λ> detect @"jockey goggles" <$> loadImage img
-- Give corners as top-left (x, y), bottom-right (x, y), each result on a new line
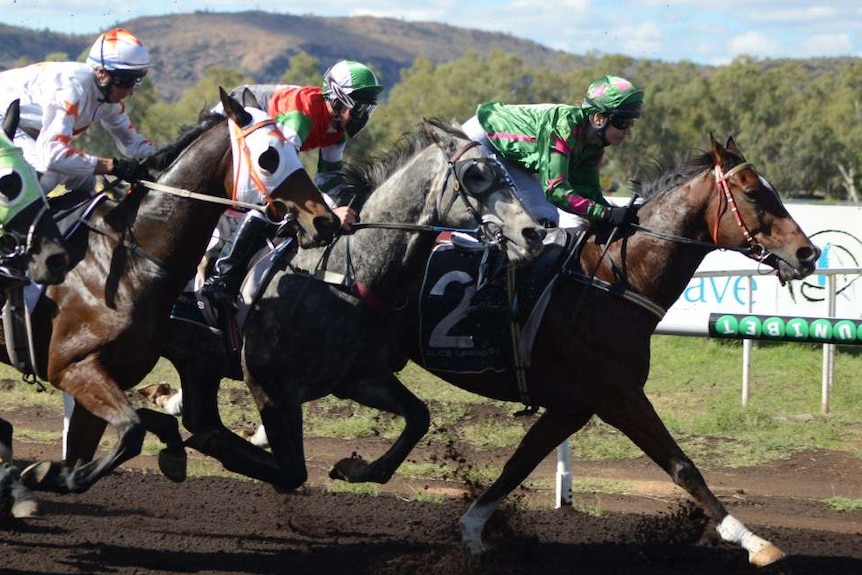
top-left (109, 68), bottom-right (147, 89)
top-left (608, 114), bottom-right (635, 130)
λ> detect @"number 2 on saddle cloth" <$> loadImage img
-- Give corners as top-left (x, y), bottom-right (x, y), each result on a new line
top-left (417, 230), bottom-right (571, 376)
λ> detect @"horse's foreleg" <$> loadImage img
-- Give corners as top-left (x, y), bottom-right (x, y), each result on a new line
top-left (135, 408), bottom-right (187, 482)
top-left (461, 408), bottom-right (592, 555)
top-left (600, 387), bottom-right (785, 567)
top-left (24, 359), bottom-right (145, 494)
top-left (252, 383), bottom-right (307, 492)
top-left (329, 373), bottom-right (429, 484)
top-left (178, 367), bottom-right (282, 485)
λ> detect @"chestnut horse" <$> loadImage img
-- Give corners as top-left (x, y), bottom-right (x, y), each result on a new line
top-left (10, 87), bottom-right (338, 496)
top-left (93, 134), bottom-right (818, 567)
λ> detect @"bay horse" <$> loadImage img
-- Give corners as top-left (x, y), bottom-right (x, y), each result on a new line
top-left (153, 120), bottom-right (547, 491)
top-left (0, 99), bottom-right (72, 518)
top-left (159, 134), bottom-right (816, 567)
top-left (10, 87), bottom-right (339, 496)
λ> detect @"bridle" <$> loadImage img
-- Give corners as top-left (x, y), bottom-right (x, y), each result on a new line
top-left (351, 138), bottom-right (526, 252)
top-left (632, 160), bottom-right (777, 265)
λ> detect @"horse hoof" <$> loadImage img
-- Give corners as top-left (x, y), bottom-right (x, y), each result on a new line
top-left (12, 497), bottom-right (43, 519)
top-left (750, 544), bottom-right (786, 567)
top-left (330, 454), bottom-right (370, 482)
top-left (19, 461), bottom-right (53, 489)
top-left (158, 449), bottom-right (187, 483)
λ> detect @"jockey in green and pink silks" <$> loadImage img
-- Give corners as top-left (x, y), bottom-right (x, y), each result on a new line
top-left (0, 127), bottom-right (43, 227)
top-left (461, 75), bottom-right (644, 230)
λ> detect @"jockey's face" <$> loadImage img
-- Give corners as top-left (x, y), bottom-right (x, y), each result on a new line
top-left (94, 69), bottom-right (138, 104)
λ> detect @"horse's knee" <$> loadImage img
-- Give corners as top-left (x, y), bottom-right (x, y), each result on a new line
top-left (669, 457), bottom-right (703, 487)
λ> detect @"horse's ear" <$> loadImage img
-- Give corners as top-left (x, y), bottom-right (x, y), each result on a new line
top-left (219, 86), bottom-right (253, 127)
top-left (3, 99), bottom-right (20, 139)
top-left (240, 87), bottom-right (262, 111)
top-left (725, 136), bottom-right (744, 158)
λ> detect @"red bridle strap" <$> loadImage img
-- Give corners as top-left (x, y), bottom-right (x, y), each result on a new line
top-left (712, 162), bottom-right (759, 255)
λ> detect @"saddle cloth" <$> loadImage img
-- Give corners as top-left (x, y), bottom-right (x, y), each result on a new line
top-left (417, 228), bottom-right (579, 374)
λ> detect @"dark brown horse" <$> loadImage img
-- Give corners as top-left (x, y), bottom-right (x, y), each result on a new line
top-left (10, 87), bottom-right (338, 496)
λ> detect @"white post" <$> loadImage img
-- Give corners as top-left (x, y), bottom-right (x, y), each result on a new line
top-left (62, 392), bottom-right (74, 459)
top-left (555, 440), bottom-right (572, 508)
top-left (822, 274), bottom-right (837, 414)
top-left (741, 275), bottom-right (754, 406)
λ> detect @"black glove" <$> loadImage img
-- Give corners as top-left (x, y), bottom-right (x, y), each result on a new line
top-left (111, 158), bottom-right (150, 183)
top-left (594, 204), bottom-right (639, 238)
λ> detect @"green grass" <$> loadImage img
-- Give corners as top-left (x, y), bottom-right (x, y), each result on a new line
top-left (822, 496), bottom-right (862, 512)
top-left (3, 335), bottom-right (862, 485)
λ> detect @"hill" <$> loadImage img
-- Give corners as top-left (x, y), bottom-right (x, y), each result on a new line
top-left (0, 11), bottom-right (575, 102)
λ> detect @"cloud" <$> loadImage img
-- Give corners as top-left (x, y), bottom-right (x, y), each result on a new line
top-left (728, 31), bottom-right (782, 59)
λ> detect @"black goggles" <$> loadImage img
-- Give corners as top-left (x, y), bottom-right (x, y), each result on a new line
top-left (109, 69), bottom-right (147, 89)
top-left (607, 114), bottom-right (636, 131)
top-left (350, 101), bottom-right (377, 119)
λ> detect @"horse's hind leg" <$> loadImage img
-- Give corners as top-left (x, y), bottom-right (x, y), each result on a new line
top-left (329, 373), bottom-right (430, 484)
top-left (460, 407), bottom-right (592, 555)
top-left (599, 387), bottom-right (785, 567)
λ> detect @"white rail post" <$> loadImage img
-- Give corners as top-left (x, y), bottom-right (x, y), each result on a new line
top-left (741, 275), bottom-right (754, 406)
top-left (555, 440), bottom-right (572, 508)
top-left (822, 274), bottom-right (837, 414)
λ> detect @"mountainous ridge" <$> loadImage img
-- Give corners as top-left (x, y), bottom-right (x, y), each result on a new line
top-left (0, 11), bottom-right (574, 101)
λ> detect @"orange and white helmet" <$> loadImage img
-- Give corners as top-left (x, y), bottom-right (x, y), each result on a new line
top-left (87, 28), bottom-right (149, 86)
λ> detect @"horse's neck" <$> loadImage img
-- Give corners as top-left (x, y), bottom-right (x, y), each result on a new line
top-left (595, 183), bottom-right (715, 310)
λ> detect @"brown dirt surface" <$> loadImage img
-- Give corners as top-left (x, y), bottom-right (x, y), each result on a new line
top-left (2, 406), bottom-right (862, 575)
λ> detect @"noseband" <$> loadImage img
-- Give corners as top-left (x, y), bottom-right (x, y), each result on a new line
top-left (0, 201), bottom-right (50, 279)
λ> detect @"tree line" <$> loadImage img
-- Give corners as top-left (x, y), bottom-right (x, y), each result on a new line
top-left (38, 49), bottom-right (862, 203)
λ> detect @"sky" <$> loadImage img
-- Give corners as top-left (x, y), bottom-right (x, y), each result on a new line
top-left (2, 1), bottom-right (861, 66)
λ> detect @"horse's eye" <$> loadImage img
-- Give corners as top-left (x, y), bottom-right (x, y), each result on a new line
top-left (0, 172), bottom-right (23, 201)
top-left (257, 147), bottom-right (280, 175)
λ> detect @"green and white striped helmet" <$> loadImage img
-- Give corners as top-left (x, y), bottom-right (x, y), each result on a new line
top-left (322, 60), bottom-right (384, 107)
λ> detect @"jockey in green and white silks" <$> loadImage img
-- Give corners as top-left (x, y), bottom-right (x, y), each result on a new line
top-left (461, 75), bottom-right (644, 230)
top-left (0, 128), bottom-right (43, 226)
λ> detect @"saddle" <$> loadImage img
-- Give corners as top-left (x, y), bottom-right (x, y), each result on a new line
top-left (173, 237), bottom-right (297, 380)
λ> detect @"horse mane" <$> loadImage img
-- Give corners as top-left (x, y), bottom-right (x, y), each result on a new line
top-left (633, 149), bottom-right (714, 201)
top-left (339, 121), bottom-right (441, 211)
top-left (144, 110), bottom-right (226, 173)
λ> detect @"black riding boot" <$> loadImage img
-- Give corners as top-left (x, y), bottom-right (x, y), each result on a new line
top-left (200, 212), bottom-right (269, 311)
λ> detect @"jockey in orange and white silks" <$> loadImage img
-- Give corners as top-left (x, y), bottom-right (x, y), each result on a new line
top-left (0, 28), bottom-right (156, 197)
top-left (461, 75), bottom-right (644, 232)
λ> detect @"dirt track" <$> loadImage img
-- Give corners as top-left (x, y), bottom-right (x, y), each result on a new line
top-left (2, 421), bottom-right (862, 575)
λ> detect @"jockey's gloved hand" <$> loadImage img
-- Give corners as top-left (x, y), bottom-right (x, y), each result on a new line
top-left (599, 204), bottom-right (639, 230)
top-left (111, 158), bottom-right (150, 183)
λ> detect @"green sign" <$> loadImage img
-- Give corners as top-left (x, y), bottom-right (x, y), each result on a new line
top-left (709, 314), bottom-right (862, 344)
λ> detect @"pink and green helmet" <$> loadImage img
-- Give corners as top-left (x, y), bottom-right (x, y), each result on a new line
top-left (581, 75), bottom-right (644, 118)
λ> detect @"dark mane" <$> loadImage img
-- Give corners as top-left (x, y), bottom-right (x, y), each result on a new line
top-left (634, 150), bottom-right (713, 201)
top-left (145, 110), bottom-right (226, 173)
top-left (339, 121), bottom-right (441, 211)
